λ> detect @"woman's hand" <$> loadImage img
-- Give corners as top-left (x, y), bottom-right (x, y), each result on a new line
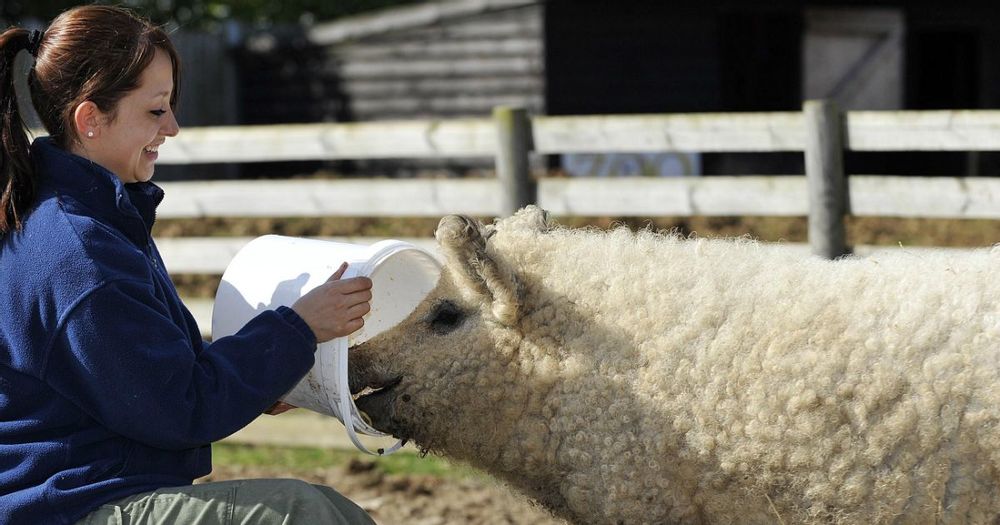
top-left (264, 401), bottom-right (297, 415)
top-left (291, 262), bottom-right (373, 343)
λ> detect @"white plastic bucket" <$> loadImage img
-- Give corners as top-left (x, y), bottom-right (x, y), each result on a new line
top-left (211, 235), bottom-right (441, 455)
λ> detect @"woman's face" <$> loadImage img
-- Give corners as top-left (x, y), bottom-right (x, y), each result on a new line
top-left (77, 49), bottom-right (179, 183)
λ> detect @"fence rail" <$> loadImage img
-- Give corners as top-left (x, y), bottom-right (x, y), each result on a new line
top-left (157, 109), bottom-right (1000, 164)
top-left (151, 101), bottom-right (1000, 335)
top-left (156, 175), bottom-right (1000, 220)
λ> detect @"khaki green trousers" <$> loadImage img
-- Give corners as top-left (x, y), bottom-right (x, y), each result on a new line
top-left (77, 479), bottom-right (375, 525)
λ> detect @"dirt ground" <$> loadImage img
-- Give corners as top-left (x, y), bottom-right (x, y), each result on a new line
top-left (202, 459), bottom-right (567, 525)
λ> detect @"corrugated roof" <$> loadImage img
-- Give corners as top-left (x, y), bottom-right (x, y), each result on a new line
top-left (308, 0), bottom-right (540, 45)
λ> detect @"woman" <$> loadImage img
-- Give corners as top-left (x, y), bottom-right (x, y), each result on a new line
top-left (0, 6), bottom-right (375, 524)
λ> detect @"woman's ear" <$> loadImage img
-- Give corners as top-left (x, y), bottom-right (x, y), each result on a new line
top-left (71, 101), bottom-right (101, 141)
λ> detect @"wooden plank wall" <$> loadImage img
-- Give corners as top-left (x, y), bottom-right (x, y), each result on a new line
top-left (327, 4), bottom-right (544, 120)
top-left (319, 3), bottom-right (544, 175)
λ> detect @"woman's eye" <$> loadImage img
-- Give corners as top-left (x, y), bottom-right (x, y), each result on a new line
top-left (150, 109), bottom-right (167, 117)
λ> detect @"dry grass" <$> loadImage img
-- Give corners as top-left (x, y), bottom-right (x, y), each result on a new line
top-left (153, 215), bottom-right (1000, 248)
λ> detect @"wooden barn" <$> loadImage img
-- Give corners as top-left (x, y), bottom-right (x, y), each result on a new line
top-left (308, 0), bottom-right (544, 121)
top-left (299, 0), bottom-right (543, 176)
top-left (229, 0), bottom-right (1000, 177)
top-left (539, 0), bottom-right (1000, 176)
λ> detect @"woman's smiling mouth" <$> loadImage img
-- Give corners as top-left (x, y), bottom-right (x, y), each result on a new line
top-left (143, 143), bottom-right (160, 160)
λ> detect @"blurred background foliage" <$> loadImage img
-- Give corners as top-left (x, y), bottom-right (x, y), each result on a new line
top-left (1, 0), bottom-right (424, 28)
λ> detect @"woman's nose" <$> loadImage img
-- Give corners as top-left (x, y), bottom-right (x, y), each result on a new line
top-left (162, 109), bottom-right (180, 137)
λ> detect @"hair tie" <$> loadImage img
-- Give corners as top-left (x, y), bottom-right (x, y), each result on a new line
top-left (26, 29), bottom-right (44, 58)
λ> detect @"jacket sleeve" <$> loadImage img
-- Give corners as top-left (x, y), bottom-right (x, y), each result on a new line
top-left (42, 277), bottom-right (317, 450)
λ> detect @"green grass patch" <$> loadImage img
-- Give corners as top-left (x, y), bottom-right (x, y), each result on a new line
top-left (212, 442), bottom-right (484, 480)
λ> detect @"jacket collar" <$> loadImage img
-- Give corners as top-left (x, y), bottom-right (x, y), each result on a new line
top-left (30, 137), bottom-right (164, 235)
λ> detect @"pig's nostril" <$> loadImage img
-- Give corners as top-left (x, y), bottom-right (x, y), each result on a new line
top-left (381, 376), bottom-right (403, 389)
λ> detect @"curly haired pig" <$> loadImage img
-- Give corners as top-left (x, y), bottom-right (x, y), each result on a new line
top-left (348, 205), bottom-right (1000, 524)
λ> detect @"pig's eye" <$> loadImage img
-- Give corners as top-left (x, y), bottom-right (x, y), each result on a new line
top-left (428, 300), bottom-right (464, 334)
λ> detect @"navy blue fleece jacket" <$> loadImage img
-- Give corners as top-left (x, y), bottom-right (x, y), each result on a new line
top-left (0, 138), bottom-right (317, 524)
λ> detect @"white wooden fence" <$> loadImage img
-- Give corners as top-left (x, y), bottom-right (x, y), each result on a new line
top-left (154, 101), bottom-right (1000, 334)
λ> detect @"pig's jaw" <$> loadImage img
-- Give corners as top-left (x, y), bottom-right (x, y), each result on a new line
top-left (353, 380), bottom-right (407, 436)
top-left (349, 358), bottom-right (437, 450)
top-left (353, 378), bottom-right (450, 456)
top-left (348, 351), bottom-right (409, 437)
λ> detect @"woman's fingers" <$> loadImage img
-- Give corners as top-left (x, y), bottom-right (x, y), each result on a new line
top-left (343, 317), bottom-right (365, 334)
top-left (327, 262), bottom-right (349, 282)
top-left (291, 270), bottom-right (373, 342)
top-left (265, 401), bottom-right (297, 415)
top-left (343, 287), bottom-right (373, 306)
top-left (318, 276), bottom-right (372, 299)
top-left (337, 276), bottom-right (373, 294)
top-left (345, 301), bottom-right (372, 319)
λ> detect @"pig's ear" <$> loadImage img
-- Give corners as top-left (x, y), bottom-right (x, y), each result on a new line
top-left (488, 205), bottom-right (551, 237)
top-left (435, 214), bottom-right (521, 326)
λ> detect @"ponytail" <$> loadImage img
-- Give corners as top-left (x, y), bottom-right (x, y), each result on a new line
top-left (0, 27), bottom-right (36, 234)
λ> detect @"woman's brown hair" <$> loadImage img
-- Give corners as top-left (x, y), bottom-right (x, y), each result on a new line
top-left (0, 5), bottom-right (181, 234)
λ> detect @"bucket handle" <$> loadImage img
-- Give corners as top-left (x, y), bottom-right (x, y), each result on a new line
top-left (335, 330), bottom-right (406, 456)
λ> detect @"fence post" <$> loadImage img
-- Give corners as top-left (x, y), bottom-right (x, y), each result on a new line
top-left (493, 106), bottom-right (535, 217)
top-left (803, 99), bottom-right (848, 259)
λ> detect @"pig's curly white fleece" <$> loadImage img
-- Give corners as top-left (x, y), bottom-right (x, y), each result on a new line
top-left (465, 207), bottom-right (1000, 524)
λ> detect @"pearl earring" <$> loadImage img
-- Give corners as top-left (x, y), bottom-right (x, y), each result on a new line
top-left (87, 131), bottom-right (94, 138)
